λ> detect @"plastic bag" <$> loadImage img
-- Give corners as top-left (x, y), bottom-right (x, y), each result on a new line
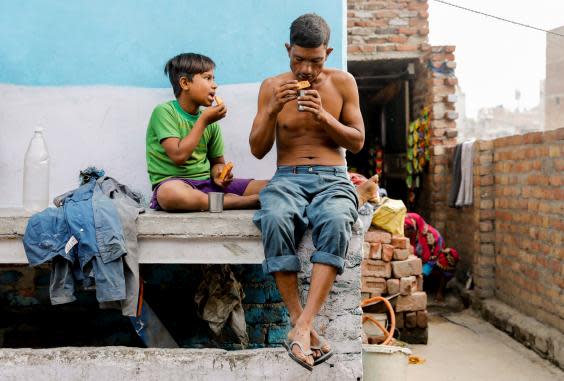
top-left (371, 197), bottom-right (407, 236)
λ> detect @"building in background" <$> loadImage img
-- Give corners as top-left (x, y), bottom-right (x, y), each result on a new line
top-left (460, 105), bottom-right (542, 140)
top-left (545, 25), bottom-right (564, 131)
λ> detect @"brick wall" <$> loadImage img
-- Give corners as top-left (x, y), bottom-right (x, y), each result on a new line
top-left (444, 141), bottom-right (495, 298)
top-left (347, 0), bottom-right (430, 60)
top-left (493, 129), bottom-right (563, 331)
top-left (419, 46), bottom-right (458, 231)
top-left (444, 128), bottom-right (564, 332)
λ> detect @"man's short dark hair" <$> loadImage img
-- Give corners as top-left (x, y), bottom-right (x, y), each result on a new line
top-left (164, 53), bottom-right (215, 97)
top-left (290, 13), bottom-right (331, 48)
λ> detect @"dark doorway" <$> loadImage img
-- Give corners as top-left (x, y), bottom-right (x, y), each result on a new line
top-left (347, 59), bottom-right (417, 203)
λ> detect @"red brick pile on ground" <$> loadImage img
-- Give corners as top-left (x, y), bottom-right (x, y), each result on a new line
top-left (361, 227), bottom-right (428, 344)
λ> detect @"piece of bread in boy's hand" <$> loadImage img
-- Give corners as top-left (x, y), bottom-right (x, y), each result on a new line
top-left (219, 162), bottom-right (234, 181)
top-left (215, 96), bottom-right (223, 106)
top-left (297, 80), bottom-right (311, 90)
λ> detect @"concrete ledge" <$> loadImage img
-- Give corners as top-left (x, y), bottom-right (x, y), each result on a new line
top-left (0, 208), bottom-right (263, 264)
top-left (0, 207), bottom-right (364, 377)
top-left (0, 346), bottom-right (360, 380)
top-left (477, 298), bottom-right (564, 370)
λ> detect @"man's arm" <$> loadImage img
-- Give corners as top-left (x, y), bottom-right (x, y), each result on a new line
top-left (249, 78), bottom-right (299, 159)
top-left (298, 72), bottom-right (365, 153)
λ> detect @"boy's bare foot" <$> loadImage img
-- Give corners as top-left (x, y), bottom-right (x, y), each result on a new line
top-left (356, 175), bottom-right (380, 206)
top-left (224, 194), bottom-right (260, 209)
top-left (287, 326), bottom-right (314, 367)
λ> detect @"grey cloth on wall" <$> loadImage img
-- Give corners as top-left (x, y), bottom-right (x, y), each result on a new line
top-left (455, 139), bottom-right (476, 207)
top-left (195, 264), bottom-right (249, 346)
top-left (448, 143), bottom-right (463, 208)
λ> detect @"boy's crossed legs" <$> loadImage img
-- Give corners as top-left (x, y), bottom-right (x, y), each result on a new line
top-left (153, 178), bottom-right (268, 211)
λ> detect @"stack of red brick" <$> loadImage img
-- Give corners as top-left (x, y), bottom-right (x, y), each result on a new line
top-left (361, 227), bottom-right (429, 344)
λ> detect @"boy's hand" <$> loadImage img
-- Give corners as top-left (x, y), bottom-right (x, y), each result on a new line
top-left (268, 80), bottom-right (299, 114)
top-left (202, 103), bottom-right (227, 125)
top-left (212, 163), bottom-right (234, 188)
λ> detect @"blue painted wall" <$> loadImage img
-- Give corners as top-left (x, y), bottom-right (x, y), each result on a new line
top-left (0, 0), bottom-right (344, 87)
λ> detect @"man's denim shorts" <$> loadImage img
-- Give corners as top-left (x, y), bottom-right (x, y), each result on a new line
top-left (253, 165), bottom-right (358, 275)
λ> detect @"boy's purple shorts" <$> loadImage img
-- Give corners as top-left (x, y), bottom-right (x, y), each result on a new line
top-left (150, 177), bottom-right (253, 210)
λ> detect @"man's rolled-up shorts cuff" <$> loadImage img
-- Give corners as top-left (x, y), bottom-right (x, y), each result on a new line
top-left (262, 255), bottom-right (301, 274)
top-left (311, 251), bottom-right (345, 275)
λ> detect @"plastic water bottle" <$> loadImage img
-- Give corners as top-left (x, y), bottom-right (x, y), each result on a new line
top-left (23, 127), bottom-right (50, 212)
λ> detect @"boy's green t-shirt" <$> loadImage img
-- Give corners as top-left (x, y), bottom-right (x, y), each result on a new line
top-left (146, 100), bottom-right (224, 185)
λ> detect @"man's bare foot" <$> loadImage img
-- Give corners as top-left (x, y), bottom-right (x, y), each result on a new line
top-left (310, 329), bottom-right (331, 359)
top-left (356, 175), bottom-right (380, 206)
top-left (287, 326), bottom-right (314, 367)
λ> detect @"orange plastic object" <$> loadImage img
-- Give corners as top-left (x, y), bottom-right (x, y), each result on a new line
top-left (219, 162), bottom-right (234, 181)
top-left (361, 296), bottom-right (396, 345)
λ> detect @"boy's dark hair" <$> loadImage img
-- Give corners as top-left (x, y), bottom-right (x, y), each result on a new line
top-left (290, 13), bottom-right (330, 48)
top-left (164, 53), bottom-right (215, 97)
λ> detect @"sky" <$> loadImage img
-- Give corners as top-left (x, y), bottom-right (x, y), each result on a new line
top-left (428, 0), bottom-right (564, 118)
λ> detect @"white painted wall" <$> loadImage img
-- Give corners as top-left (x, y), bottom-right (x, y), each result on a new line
top-left (0, 83), bottom-right (276, 207)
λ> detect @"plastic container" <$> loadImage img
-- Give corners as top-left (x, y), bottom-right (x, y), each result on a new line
top-left (23, 127), bottom-right (50, 212)
top-left (362, 344), bottom-right (412, 381)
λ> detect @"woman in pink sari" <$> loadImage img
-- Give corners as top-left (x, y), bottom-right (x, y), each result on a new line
top-left (404, 212), bottom-right (459, 301)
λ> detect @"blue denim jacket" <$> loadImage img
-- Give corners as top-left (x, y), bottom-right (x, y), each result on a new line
top-left (23, 176), bottom-right (134, 306)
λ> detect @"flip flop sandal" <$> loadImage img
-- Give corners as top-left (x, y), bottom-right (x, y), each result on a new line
top-left (311, 338), bottom-right (334, 366)
top-left (284, 340), bottom-right (314, 371)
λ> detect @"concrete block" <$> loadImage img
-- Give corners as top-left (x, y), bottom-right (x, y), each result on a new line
top-left (365, 230), bottom-right (392, 244)
top-left (416, 275), bottom-right (424, 291)
top-left (391, 236), bottom-right (409, 249)
top-left (362, 242), bottom-right (371, 259)
top-left (369, 242), bottom-right (382, 260)
top-left (399, 327), bottom-right (428, 344)
top-left (391, 256), bottom-right (422, 278)
top-left (386, 279), bottom-right (400, 295)
top-left (393, 248), bottom-right (410, 261)
top-left (395, 291), bottom-right (427, 312)
top-left (400, 276), bottom-right (417, 295)
top-left (416, 310), bottom-right (428, 328)
top-left (361, 277), bottom-right (387, 295)
top-left (382, 244), bottom-right (394, 262)
top-left (405, 312), bottom-right (417, 328)
top-left (361, 260), bottom-right (392, 278)
top-left (395, 312), bottom-right (404, 329)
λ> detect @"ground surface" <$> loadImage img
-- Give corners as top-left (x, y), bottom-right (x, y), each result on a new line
top-left (406, 308), bottom-right (563, 381)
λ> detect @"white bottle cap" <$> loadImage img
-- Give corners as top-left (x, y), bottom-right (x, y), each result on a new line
top-left (34, 127), bottom-right (44, 133)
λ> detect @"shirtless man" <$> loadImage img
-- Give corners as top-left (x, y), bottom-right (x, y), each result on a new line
top-left (250, 13), bottom-right (371, 370)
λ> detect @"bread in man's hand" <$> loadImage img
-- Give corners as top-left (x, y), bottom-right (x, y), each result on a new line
top-left (297, 81), bottom-right (311, 90)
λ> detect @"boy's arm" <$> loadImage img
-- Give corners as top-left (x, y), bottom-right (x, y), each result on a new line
top-left (297, 72), bottom-right (365, 153)
top-left (209, 156), bottom-right (233, 187)
top-left (249, 78), bottom-right (299, 159)
top-left (162, 104), bottom-right (226, 165)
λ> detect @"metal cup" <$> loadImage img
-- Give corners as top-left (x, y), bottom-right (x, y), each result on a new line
top-left (208, 192), bottom-right (224, 213)
top-left (297, 90), bottom-right (306, 111)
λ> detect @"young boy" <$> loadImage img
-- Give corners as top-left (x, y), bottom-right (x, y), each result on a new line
top-left (146, 53), bottom-right (267, 211)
